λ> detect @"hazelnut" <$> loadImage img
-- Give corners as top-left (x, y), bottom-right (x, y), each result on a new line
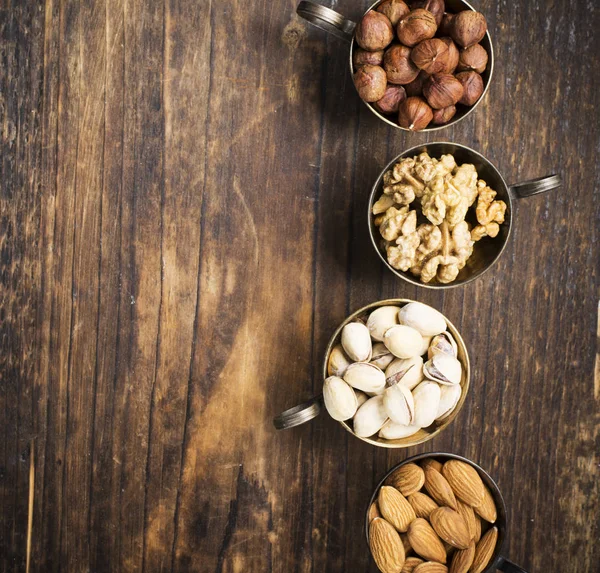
top-left (376, 0), bottom-right (410, 26)
top-left (404, 70), bottom-right (429, 96)
top-left (432, 105), bottom-right (456, 125)
top-left (423, 73), bottom-right (464, 109)
top-left (455, 70), bottom-right (484, 105)
top-left (397, 9), bottom-right (437, 47)
top-left (353, 48), bottom-right (385, 68)
top-left (450, 11), bottom-right (487, 48)
top-left (439, 12), bottom-right (455, 35)
top-left (410, 38), bottom-right (449, 74)
top-left (355, 10), bottom-right (394, 51)
top-left (411, 0), bottom-right (445, 26)
top-left (439, 37), bottom-right (459, 73)
top-left (383, 44), bottom-right (420, 85)
top-left (398, 96), bottom-right (433, 130)
top-left (374, 85), bottom-right (407, 114)
top-left (354, 65), bottom-right (388, 102)
top-left (457, 43), bottom-right (488, 73)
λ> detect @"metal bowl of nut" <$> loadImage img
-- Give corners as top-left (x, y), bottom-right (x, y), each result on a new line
top-left (368, 142), bottom-right (561, 288)
top-left (273, 299), bottom-right (470, 449)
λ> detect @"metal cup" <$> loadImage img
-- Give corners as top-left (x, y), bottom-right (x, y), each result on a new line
top-left (296, 0), bottom-right (494, 132)
top-left (273, 299), bottom-right (470, 448)
top-left (366, 452), bottom-right (529, 572)
top-left (368, 142), bottom-right (562, 288)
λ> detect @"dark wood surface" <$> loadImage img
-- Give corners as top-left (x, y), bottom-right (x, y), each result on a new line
top-left (1, 0), bottom-right (599, 571)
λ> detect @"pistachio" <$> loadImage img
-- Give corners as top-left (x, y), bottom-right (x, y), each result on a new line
top-left (355, 389), bottom-right (369, 408)
top-left (328, 344), bottom-right (352, 377)
top-left (341, 321), bottom-right (373, 362)
top-left (371, 342), bottom-right (396, 370)
top-left (386, 356), bottom-right (424, 390)
top-left (435, 384), bottom-right (461, 421)
top-left (424, 354), bottom-right (462, 385)
top-left (418, 335), bottom-right (432, 357)
top-left (379, 420), bottom-right (421, 440)
top-left (383, 382), bottom-right (415, 425)
top-left (367, 305), bottom-right (402, 341)
top-left (353, 395), bottom-right (389, 437)
top-left (323, 376), bottom-right (359, 421)
top-left (384, 325), bottom-right (424, 359)
top-left (398, 302), bottom-right (447, 337)
top-left (427, 332), bottom-right (458, 360)
top-left (412, 381), bottom-right (441, 428)
top-left (344, 362), bottom-right (386, 394)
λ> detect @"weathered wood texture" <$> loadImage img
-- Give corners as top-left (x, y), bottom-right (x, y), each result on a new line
top-left (1, 0), bottom-right (599, 571)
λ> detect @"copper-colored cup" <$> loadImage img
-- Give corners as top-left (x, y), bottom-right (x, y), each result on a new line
top-left (366, 452), bottom-right (529, 572)
top-left (273, 299), bottom-right (470, 449)
top-left (296, 0), bottom-right (494, 132)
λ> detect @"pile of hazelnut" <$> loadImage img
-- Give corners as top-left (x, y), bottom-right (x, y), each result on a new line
top-left (352, 0), bottom-right (489, 131)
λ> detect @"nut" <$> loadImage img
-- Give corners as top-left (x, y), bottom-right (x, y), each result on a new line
top-left (356, 10), bottom-right (395, 51)
top-left (398, 301), bottom-right (447, 337)
top-left (428, 332), bottom-right (458, 360)
top-left (398, 96), bottom-right (433, 131)
top-left (473, 485), bottom-right (497, 523)
top-left (404, 71), bottom-right (429, 96)
top-left (413, 563), bottom-right (448, 573)
top-left (375, 85), bottom-right (408, 114)
top-left (402, 557), bottom-right (425, 573)
top-left (379, 421), bottom-right (421, 439)
top-left (372, 342), bottom-right (396, 370)
top-left (423, 466), bottom-right (458, 509)
top-left (455, 71), bottom-right (484, 105)
top-left (435, 383), bottom-right (461, 421)
top-left (384, 325), bottom-right (424, 359)
top-left (470, 527), bottom-right (498, 573)
top-left (353, 395), bottom-right (389, 437)
top-left (370, 517), bottom-right (407, 573)
top-left (344, 362), bottom-right (386, 394)
top-left (353, 47), bottom-right (385, 67)
top-left (423, 354), bottom-right (462, 385)
top-left (450, 11), bottom-right (487, 48)
top-left (432, 105), bottom-right (456, 125)
top-left (384, 382), bottom-right (415, 425)
top-left (455, 500), bottom-right (477, 542)
top-left (327, 344), bottom-right (352, 377)
top-left (438, 12), bottom-right (454, 36)
top-left (377, 0), bottom-right (411, 26)
top-left (408, 492), bottom-right (439, 520)
top-left (423, 73), bottom-right (464, 109)
top-left (384, 45), bottom-right (420, 85)
top-left (442, 460), bottom-right (485, 507)
top-left (448, 541), bottom-right (475, 573)
top-left (354, 64), bottom-right (388, 102)
top-left (323, 376), bottom-right (359, 421)
top-left (386, 355), bottom-right (424, 390)
top-left (369, 501), bottom-right (382, 522)
top-left (368, 305), bottom-right (402, 341)
top-left (429, 507), bottom-right (471, 549)
top-left (438, 37), bottom-right (459, 73)
top-left (386, 463), bottom-right (426, 496)
top-left (410, 0), bottom-right (444, 26)
top-left (457, 44), bottom-right (488, 73)
top-left (410, 39), bottom-right (449, 74)
top-left (397, 9), bottom-right (438, 47)
top-left (412, 381), bottom-right (441, 428)
top-left (420, 458), bottom-right (443, 473)
top-left (341, 321), bottom-right (373, 362)
top-left (407, 518), bottom-right (447, 564)
top-left (379, 485), bottom-right (417, 532)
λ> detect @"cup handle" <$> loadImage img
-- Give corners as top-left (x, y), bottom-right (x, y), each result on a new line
top-left (510, 173), bottom-right (561, 198)
top-left (296, 1), bottom-right (356, 42)
top-left (497, 557), bottom-right (529, 573)
top-left (273, 394), bottom-right (324, 430)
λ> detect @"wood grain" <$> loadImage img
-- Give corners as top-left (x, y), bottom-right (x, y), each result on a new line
top-left (1, 0), bottom-right (599, 571)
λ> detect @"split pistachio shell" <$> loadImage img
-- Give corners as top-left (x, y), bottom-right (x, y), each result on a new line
top-left (355, 390), bottom-right (369, 408)
top-left (343, 362), bottom-right (386, 394)
top-left (327, 344), bottom-right (352, 377)
top-left (419, 335), bottom-right (432, 357)
top-left (341, 321), bottom-right (372, 362)
top-left (353, 395), bottom-right (388, 437)
top-left (370, 342), bottom-right (395, 370)
top-left (412, 381), bottom-right (441, 428)
top-left (424, 353), bottom-right (462, 385)
top-left (386, 356), bottom-right (424, 391)
top-left (383, 383), bottom-right (415, 425)
top-left (383, 325), bottom-right (424, 359)
top-left (398, 302), bottom-right (447, 337)
top-left (379, 421), bottom-right (421, 440)
top-left (367, 305), bottom-right (402, 341)
top-left (427, 331), bottom-right (458, 360)
top-left (323, 376), bottom-right (358, 421)
top-left (436, 383), bottom-right (461, 421)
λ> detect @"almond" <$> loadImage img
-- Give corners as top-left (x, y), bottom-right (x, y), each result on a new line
top-left (470, 526), bottom-right (498, 573)
top-left (455, 500), bottom-right (477, 541)
top-left (370, 501), bottom-right (383, 522)
top-left (408, 492), bottom-right (440, 520)
top-left (387, 463), bottom-right (426, 496)
top-left (424, 466), bottom-right (457, 510)
top-left (430, 507), bottom-right (471, 549)
top-left (379, 486), bottom-right (418, 533)
top-left (421, 458), bottom-right (443, 473)
top-left (402, 557), bottom-right (425, 573)
top-left (473, 485), bottom-right (497, 523)
top-left (413, 562), bottom-right (448, 573)
top-left (442, 460), bottom-right (485, 507)
top-left (370, 517), bottom-right (406, 573)
top-left (449, 541), bottom-right (475, 573)
top-left (407, 518), bottom-right (447, 564)
top-left (473, 516), bottom-right (482, 543)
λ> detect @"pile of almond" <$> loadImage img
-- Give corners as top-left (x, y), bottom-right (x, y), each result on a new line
top-left (368, 457), bottom-right (498, 573)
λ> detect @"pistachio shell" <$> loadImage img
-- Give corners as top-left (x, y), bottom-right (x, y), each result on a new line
top-left (424, 354), bottom-right (462, 385)
top-left (383, 383), bottom-right (415, 425)
top-left (371, 342), bottom-right (395, 370)
top-left (436, 383), bottom-right (461, 421)
top-left (344, 362), bottom-right (386, 394)
top-left (379, 420), bottom-right (421, 440)
top-left (367, 305), bottom-right (402, 341)
top-left (412, 381), bottom-right (441, 428)
top-left (419, 335), bottom-right (432, 356)
top-left (427, 332), bottom-right (458, 360)
top-left (386, 356), bottom-right (424, 390)
top-left (399, 302), bottom-right (447, 337)
top-left (384, 325), bottom-right (424, 359)
top-left (353, 395), bottom-right (389, 437)
top-left (355, 390), bottom-right (369, 408)
top-left (323, 376), bottom-right (359, 421)
top-left (328, 344), bottom-right (352, 377)
top-left (341, 321), bottom-right (372, 362)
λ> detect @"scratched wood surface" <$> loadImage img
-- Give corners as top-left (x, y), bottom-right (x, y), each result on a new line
top-left (1, 0), bottom-right (599, 571)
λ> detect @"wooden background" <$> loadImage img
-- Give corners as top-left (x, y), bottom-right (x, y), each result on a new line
top-left (1, 0), bottom-right (599, 571)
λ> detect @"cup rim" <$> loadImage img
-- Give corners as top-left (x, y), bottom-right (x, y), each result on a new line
top-left (349, 0), bottom-right (495, 132)
top-left (367, 141), bottom-right (513, 289)
top-left (322, 299), bottom-right (470, 448)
